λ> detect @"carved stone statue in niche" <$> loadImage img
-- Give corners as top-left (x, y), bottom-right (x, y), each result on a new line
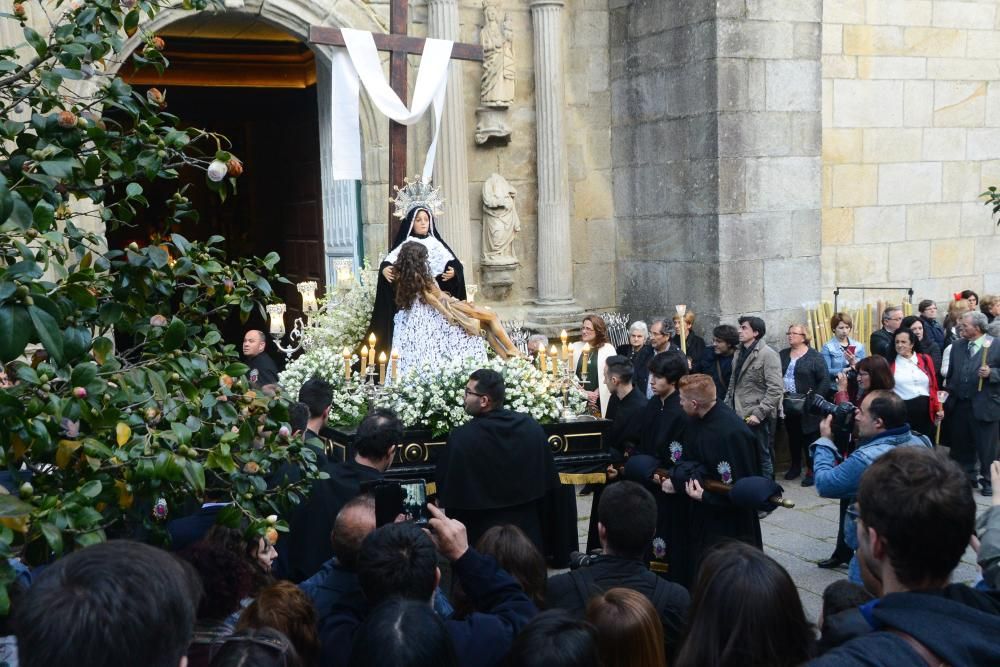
top-left (482, 173), bottom-right (520, 266)
top-left (480, 2), bottom-right (514, 108)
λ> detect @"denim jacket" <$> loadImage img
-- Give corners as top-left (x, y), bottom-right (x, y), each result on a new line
top-left (820, 337), bottom-right (867, 390)
top-left (810, 426), bottom-right (932, 583)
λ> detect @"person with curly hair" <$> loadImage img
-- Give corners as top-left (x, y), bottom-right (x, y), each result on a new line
top-left (390, 242), bottom-right (520, 374)
top-left (237, 581), bottom-right (320, 667)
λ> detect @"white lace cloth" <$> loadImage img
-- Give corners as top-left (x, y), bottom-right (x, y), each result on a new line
top-left (392, 300), bottom-right (487, 377)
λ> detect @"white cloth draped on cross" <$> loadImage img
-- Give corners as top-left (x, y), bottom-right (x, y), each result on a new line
top-left (330, 28), bottom-right (454, 181)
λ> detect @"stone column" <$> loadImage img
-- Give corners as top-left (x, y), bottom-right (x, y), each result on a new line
top-left (427, 0), bottom-right (473, 266)
top-left (530, 0), bottom-right (574, 307)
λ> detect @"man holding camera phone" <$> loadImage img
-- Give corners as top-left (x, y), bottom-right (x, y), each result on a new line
top-left (810, 390), bottom-right (932, 583)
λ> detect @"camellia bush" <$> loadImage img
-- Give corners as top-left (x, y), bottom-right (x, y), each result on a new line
top-left (0, 0), bottom-right (320, 610)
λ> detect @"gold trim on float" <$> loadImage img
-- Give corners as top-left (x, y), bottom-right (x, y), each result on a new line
top-left (649, 562), bottom-right (669, 573)
top-left (558, 472), bottom-right (607, 485)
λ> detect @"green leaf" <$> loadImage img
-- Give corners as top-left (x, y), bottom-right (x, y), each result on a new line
top-left (74, 530), bottom-right (105, 548)
top-left (163, 317), bottom-right (186, 352)
top-left (183, 460), bottom-right (206, 495)
top-left (23, 27), bottom-right (47, 57)
top-left (223, 362), bottom-right (249, 377)
top-left (98, 302), bottom-right (123, 326)
top-left (38, 159), bottom-right (76, 179)
top-left (78, 480), bottom-right (102, 498)
top-left (171, 233), bottom-right (190, 255)
top-left (92, 336), bottom-right (113, 365)
top-left (32, 201), bottom-right (55, 231)
top-left (70, 362), bottom-right (98, 387)
top-left (147, 368), bottom-right (168, 399)
top-left (126, 182), bottom-right (142, 197)
top-left (41, 522), bottom-right (63, 556)
top-left (27, 305), bottom-right (64, 366)
top-left (0, 494), bottom-right (33, 518)
top-left (171, 422), bottom-right (192, 445)
top-left (0, 177), bottom-right (12, 224)
top-left (0, 305), bottom-right (31, 363)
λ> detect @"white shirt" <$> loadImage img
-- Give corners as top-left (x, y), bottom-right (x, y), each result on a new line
top-left (893, 355), bottom-right (929, 400)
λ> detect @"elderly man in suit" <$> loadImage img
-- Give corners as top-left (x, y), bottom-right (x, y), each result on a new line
top-left (945, 311), bottom-right (1000, 496)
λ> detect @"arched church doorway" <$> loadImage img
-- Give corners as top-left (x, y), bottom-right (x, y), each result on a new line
top-left (112, 13), bottom-right (356, 337)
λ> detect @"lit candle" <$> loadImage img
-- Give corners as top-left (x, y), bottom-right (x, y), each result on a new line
top-left (266, 303), bottom-right (286, 336)
top-left (297, 281), bottom-right (318, 313)
top-left (936, 390), bottom-right (948, 444)
top-left (342, 347), bottom-right (351, 379)
top-left (378, 351), bottom-right (387, 385)
top-left (391, 349), bottom-right (400, 381)
top-left (367, 333), bottom-right (376, 367)
top-left (538, 346), bottom-right (547, 372)
top-left (980, 339), bottom-right (993, 391)
top-left (549, 345), bottom-right (559, 375)
top-left (560, 329), bottom-right (568, 360)
top-left (360, 345), bottom-right (369, 376)
top-left (581, 342), bottom-right (591, 379)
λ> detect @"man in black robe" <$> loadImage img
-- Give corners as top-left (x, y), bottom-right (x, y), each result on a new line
top-left (369, 206), bottom-right (466, 347)
top-left (585, 355), bottom-right (648, 551)
top-left (663, 373), bottom-right (762, 587)
top-left (275, 408), bottom-right (403, 582)
top-left (436, 368), bottom-right (560, 559)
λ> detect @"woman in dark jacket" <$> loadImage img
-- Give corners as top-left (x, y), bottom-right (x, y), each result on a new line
top-left (780, 323), bottom-right (829, 487)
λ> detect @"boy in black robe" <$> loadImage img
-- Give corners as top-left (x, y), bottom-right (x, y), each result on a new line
top-left (436, 369), bottom-right (560, 559)
top-left (662, 373), bottom-right (762, 587)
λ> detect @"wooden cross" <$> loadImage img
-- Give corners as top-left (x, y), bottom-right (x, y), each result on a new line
top-left (309, 0), bottom-right (484, 242)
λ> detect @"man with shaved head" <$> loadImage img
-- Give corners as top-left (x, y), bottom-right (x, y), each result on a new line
top-left (242, 329), bottom-right (278, 391)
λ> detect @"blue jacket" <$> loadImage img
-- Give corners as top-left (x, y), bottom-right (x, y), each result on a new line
top-left (319, 548), bottom-right (536, 667)
top-left (820, 338), bottom-right (866, 390)
top-left (811, 426), bottom-right (932, 582)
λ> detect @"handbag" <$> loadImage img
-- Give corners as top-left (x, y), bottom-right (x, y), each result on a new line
top-left (782, 392), bottom-right (808, 416)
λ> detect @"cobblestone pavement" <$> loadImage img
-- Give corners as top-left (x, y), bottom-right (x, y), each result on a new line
top-left (573, 477), bottom-right (991, 623)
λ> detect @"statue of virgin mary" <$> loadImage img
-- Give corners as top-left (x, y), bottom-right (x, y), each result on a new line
top-left (368, 178), bottom-right (467, 348)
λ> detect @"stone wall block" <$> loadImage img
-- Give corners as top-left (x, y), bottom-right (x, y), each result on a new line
top-left (824, 0), bottom-right (866, 24)
top-left (792, 209), bottom-right (823, 255)
top-left (866, 0), bottom-right (933, 27)
top-left (832, 80), bottom-right (904, 127)
top-left (927, 59), bottom-right (1000, 82)
top-left (829, 164), bottom-right (879, 207)
top-left (766, 60), bottom-right (822, 111)
top-left (929, 238), bottom-right (974, 277)
top-left (931, 1), bottom-right (995, 30)
top-left (878, 162), bottom-right (943, 205)
top-left (973, 234), bottom-right (1000, 275)
top-left (854, 205), bottom-right (906, 243)
top-left (959, 201), bottom-right (995, 238)
top-left (747, 0), bottom-right (821, 22)
top-left (922, 128), bottom-right (966, 161)
top-left (719, 112), bottom-right (792, 158)
top-left (764, 257), bottom-right (822, 311)
top-left (933, 81), bottom-right (988, 127)
top-left (824, 24), bottom-right (844, 54)
top-left (857, 56), bottom-right (926, 79)
top-left (834, 244), bottom-right (890, 284)
top-left (902, 27), bottom-right (967, 58)
top-left (719, 211), bottom-right (794, 261)
top-left (966, 128), bottom-right (1000, 161)
top-left (823, 128), bottom-right (864, 164)
top-left (794, 22), bottom-right (822, 59)
top-left (746, 157), bottom-right (822, 211)
top-left (904, 80), bottom-right (935, 126)
top-left (967, 31), bottom-right (1000, 60)
top-left (888, 240), bottom-right (931, 281)
top-left (905, 202), bottom-right (962, 240)
top-left (718, 19), bottom-right (795, 59)
top-left (719, 260), bottom-right (765, 313)
top-left (862, 128), bottom-right (923, 163)
top-left (843, 25), bottom-right (905, 55)
top-left (792, 112), bottom-right (823, 155)
top-left (823, 206), bottom-right (856, 245)
top-left (718, 158), bottom-right (748, 214)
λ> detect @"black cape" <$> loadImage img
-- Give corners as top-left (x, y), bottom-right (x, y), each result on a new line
top-left (274, 458), bottom-right (383, 583)
top-left (670, 402), bottom-right (762, 586)
top-left (640, 391), bottom-right (690, 584)
top-left (585, 387), bottom-right (648, 552)
top-left (436, 409), bottom-right (559, 555)
top-left (368, 209), bottom-right (466, 347)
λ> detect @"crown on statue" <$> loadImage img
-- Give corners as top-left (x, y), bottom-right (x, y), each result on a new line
top-left (392, 176), bottom-right (446, 220)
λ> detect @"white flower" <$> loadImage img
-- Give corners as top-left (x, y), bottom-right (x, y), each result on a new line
top-left (207, 159), bottom-right (228, 182)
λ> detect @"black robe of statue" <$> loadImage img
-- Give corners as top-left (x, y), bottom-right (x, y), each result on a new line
top-left (670, 402), bottom-right (762, 587)
top-left (436, 408), bottom-right (560, 560)
top-left (368, 208), bottom-right (467, 347)
top-left (585, 387), bottom-right (648, 552)
top-left (640, 391), bottom-right (690, 584)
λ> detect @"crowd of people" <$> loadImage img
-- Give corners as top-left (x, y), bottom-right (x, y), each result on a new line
top-left (4, 290), bottom-right (1000, 667)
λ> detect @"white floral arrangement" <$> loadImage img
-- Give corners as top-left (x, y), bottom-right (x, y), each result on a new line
top-left (375, 356), bottom-right (587, 436)
top-left (298, 264), bottom-right (377, 354)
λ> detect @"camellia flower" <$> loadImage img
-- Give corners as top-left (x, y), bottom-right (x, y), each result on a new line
top-left (206, 159), bottom-right (228, 182)
top-left (57, 111), bottom-right (78, 128)
top-left (146, 87), bottom-right (166, 109)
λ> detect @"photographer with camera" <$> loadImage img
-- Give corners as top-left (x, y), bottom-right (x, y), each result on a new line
top-left (810, 390), bottom-right (932, 583)
top-left (546, 481), bottom-right (690, 661)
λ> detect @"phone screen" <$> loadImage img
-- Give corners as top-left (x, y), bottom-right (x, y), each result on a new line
top-left (400, 480), bottom-right (429, 527)
top-left (846, 345), bottom-right (856, 356)
top-left (373, 482), bottom-right (403, 527)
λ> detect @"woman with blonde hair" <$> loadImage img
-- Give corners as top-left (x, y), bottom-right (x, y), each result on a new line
top-left (586, 588), bottom-right (667, 667)
top-left (943, 297), bottom-right (974, 349)
top-left (779, 323), bottom-right (829, 486)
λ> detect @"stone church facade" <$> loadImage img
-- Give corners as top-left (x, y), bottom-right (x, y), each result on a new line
top-left (4, 0), bottom-right (998, 339)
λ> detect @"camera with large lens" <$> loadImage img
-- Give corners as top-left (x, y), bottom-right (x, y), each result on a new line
top-left (806, 392), bottom-right (855, 451)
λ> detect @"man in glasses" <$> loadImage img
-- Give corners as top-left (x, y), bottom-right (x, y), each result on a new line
top-left (435, 368), bottom-right (560, 558)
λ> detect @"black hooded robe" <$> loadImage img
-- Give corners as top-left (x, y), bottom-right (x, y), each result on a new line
top-left (368, 208), bottom-right (467, 347)
top-left (671, 401), bottom-right (762, 586)
top-left (435, 409), bottom-right (560, 561)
